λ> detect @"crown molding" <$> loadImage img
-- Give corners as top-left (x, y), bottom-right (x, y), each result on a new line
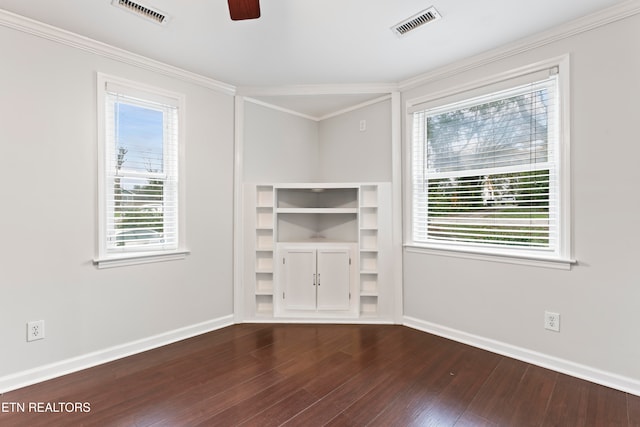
top-left (399, 0), bottom-right (640, 91)
top-left (244, 97), bottom-right (320, 121)
top-left (239, 83), bottom-right (397, 121)
top-left (245, 93), bottom-right (393, 122)
top-left (236, 83), bottom-right (398, 97)
top-left (318, 94), bottom-right (392, 121)
top-left (0, 8), bottom-right (236, 95)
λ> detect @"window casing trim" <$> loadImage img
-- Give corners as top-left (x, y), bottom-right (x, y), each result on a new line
top-left (404, 55), bottom-right (572, 266)
top-left (405, 243), bottom-right (576, 270)
top-left (93, 250), bottom-right (190, 269)
top-left (96, 73), bottom-right (187, 267)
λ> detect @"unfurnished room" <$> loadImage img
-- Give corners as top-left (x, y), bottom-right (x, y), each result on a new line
top-left (1, 0), bottom-right (640, 425)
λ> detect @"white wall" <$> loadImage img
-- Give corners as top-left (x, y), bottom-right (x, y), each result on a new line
top-left (0, 23), bottom-right (235, 383)
top-left (244, 98), bottom-right (393, 184)
top-left (318, 99), bottom-right (392, 182)
top-left (401, 13), bottom-right (640, 389)
top-left (243, 101), bottom-right (319, 183)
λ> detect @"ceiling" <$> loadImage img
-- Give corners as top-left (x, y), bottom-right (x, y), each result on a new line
top-left (0, 0), bottom-right (627, 116)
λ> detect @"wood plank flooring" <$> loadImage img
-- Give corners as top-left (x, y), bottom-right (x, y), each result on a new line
top-left (1, 324), bottom-right (639, 426)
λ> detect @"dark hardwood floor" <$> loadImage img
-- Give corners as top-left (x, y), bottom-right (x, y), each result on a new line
top-left (1, 324), bottom-right (639, 426)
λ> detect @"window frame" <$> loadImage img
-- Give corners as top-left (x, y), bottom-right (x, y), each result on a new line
top-left (95, 73), bottom-right (188, 268)
top-left (404, 56), bottom-right (574, 269)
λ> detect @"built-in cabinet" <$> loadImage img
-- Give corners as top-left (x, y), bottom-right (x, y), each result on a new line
top-left (277, 245), bottom-right (355, 316)
top-left (245, 182), bottom-right (391, 321)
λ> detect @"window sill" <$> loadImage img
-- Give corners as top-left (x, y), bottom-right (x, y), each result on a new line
top-left (404, 244), bottom-right (576, 270)
top-left (93, 250), bottom-right (190, 269)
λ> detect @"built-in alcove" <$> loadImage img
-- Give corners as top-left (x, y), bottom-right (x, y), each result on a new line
top-left (237, 88), bottom-right (400, 323)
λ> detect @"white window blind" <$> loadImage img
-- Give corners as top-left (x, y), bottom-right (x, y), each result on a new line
top-left (411, 73), bottom-right (560, 254)
top-left (104, 87), bottom-right (179, 253)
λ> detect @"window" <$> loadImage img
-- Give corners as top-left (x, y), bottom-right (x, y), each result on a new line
top-left (96, 74), bottom-right (186, 267)
top-left (408, 63), bottom-right (570, 264)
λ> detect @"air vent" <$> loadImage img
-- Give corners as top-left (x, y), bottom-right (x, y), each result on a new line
top-left (111, 0), bottom-right (169, 25)
top-left (392, 6), bottom-right (441, 36)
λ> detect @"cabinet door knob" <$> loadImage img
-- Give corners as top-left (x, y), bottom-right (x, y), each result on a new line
top-left (317, 274), bottom-right (321, 286)
top-left (313, 273), bottom-right (316, 286)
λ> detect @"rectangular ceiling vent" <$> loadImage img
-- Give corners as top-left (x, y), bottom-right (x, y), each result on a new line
top-left (111, 0), bottom-right (170, 25)
top-left (392, 6), bottom-right (441, 36)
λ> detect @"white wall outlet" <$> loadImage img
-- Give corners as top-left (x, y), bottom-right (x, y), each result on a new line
top-left (359, 119), bottom-right (367, 131)
top-left (544, 311), bottom-right (560, 332)
top-left (27, 320), bottom-right (45, 341)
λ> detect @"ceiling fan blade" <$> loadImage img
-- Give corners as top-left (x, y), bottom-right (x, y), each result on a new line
top-left (228, 0), bottom-right (261, 20)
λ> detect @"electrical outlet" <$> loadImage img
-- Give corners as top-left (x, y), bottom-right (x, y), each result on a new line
top-left (27, 320), bottom-right (45, 342)
top-left (544, 311), bottom-right (560, 332)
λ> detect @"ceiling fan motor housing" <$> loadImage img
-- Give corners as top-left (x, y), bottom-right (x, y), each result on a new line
top-left (228, 0), bottom-right (261, 21)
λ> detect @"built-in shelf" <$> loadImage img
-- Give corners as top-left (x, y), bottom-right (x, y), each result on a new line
top-left (360, 185), bottom-right (378, 207)
top-left (276, 208), bottom-right (357, 214)
top-left (360, 229), bottom-right (378, 250)
top-left (255, 294), bottom-right (274, 315)
top-left (360, 252), bottom-right (377, 271)
top-left (360, 208), bottom-right (378, 229)
top-left (360, 273), bottom-right (378, 295)
top-left (256, 207), bottom-right (274, 229)
top-left (277, 187), bottom-right (357, 209)
top-left (360, 291), bottom-right (379, 297)
top-left (360, 295), bottom-right (378, 316)
top-left (256, 229), bottom-right (274, 250)
top-left (254, 185), bottom-right (275, 317)
top-left (358, 185), bottom-right (379, 313)
top-left (255, 272), bottom-right (273, 294)
top-left (256, 185), bottom-right (274, 208)
top-left (248, 183), bottom-right (389, 320)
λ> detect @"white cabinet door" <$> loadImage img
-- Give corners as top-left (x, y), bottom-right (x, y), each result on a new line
top-left (278, 244), bottom-right (353, 315)
top-left (282, 248), bottom-right (317, 311)
top-left (317, 249), bottom-right (351, 311)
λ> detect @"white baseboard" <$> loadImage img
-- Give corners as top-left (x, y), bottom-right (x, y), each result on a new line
top-left (0, 315), bottom-right (234, 394)
top-left (243, 318), bottom-right (396, 325)
top-left (403, 316), bottom-right (640, 397)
